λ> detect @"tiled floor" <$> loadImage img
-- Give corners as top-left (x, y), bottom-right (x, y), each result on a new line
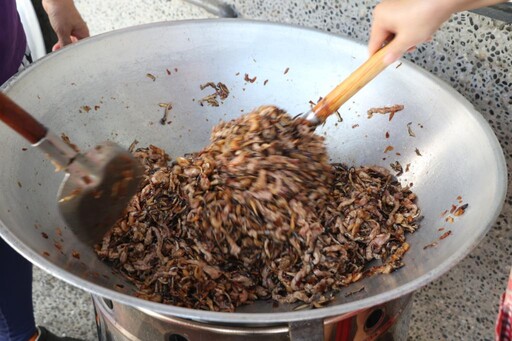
top-left (33, 268), bottom-right (96, 340)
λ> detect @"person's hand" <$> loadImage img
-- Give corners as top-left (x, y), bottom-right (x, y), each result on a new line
top-left (368, 0), bottom-right (452, 65)
top-left (42, 0), bottom-right (89, 51)
top-left (369, 0), bottom-right (506, 65)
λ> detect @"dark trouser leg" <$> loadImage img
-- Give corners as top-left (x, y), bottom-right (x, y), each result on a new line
top-left (0, 238), bottom-right (36, 341)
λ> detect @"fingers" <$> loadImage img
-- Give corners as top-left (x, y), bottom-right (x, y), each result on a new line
top-left (382, 48), bottom-right (403, 65)
top-left (382, 35), bottom-right (418, 65)
top-left (368, 22), bottom-right (390, 56)
top-left (369, 23), bottom-right (410, 64)
top-left (52, 23), bottom-right (89, 51)
top-left (43, 0), bottom-right (89, 51)
top-left (72, 24), bottom-right (90, 40)
top-left (56, 30), bottom-right (73, 50)
top-left (368, 0), bottom-right (442, 65)
top-left (52, 36), bottom-right (80, 51)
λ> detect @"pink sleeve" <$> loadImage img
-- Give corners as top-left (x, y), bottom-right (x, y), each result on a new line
top-left (496, 268), bottom-right (512, 341)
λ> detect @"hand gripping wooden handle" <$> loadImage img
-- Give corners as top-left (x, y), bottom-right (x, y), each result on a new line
top-left (0, 92), bottom-right (47, 144)
top-left (312, 43), bottom-right (393, 123)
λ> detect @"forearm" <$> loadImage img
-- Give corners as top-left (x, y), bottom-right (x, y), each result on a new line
top-left (42, 0), bottom-right (73, 9)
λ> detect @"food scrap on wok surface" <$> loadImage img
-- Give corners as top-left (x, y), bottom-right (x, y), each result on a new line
top-left (95, 106), bottom-right (420, 312)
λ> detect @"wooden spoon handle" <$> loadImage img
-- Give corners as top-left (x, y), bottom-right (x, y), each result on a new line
top-left (312, 43), bottom-right (393, 123)
top-left (0, 92), bottom-right (47, 144)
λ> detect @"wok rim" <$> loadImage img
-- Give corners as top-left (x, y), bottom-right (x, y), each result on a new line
top-left (0, 19), bottom-right (508, 324)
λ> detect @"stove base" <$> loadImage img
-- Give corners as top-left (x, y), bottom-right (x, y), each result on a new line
top-left (93, 294), bottom-right (413, 341)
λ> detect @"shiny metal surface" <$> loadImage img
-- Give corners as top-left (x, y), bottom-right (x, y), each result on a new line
top-left (33, 131), bottom-right (78, 168)
top-left (93, 294), bottom-right (413, 340)
top-left (301, 109), bottom-right (321, 126)
top-left (0, 20), bottom-right (507, 324)
top-left (58, 141), bottom-right (144, 245)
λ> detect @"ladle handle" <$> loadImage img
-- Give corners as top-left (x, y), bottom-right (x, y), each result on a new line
top-left (312, 43), bottom-right (394, 123)
top-left (0, 92), bottom-right (47, 144)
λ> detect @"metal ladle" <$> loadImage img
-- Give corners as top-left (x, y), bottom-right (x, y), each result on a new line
top-left (0, 93), bottom-right (144, 245)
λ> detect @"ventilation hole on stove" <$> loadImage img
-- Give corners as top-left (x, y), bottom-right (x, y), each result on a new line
top-left (168, 335), bottom-right (188, 341)
top-left (103, 298), bottom-right (113, 310)
top-left (365, 308), bottom-right (384, 331)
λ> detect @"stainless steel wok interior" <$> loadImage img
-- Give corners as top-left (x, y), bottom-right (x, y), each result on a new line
top-left (0, 20), bottom-right (507, 324)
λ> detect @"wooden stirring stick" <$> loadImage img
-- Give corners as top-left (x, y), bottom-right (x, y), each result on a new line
top-left (303, 42), bottom-right (394, 125)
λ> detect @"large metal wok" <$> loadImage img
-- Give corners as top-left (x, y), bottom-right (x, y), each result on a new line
top-left (0, 20), bottom-right (507, 325)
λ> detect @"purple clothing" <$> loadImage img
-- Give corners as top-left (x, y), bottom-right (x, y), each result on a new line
top-left (0, 4), bottom-right (34, 341)
top-left (0, 0), bottom-right (27, 85)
